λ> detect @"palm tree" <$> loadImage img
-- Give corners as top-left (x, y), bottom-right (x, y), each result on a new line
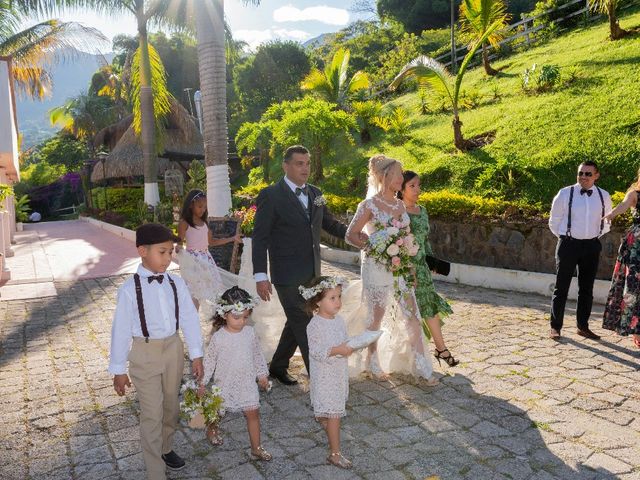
top-left (459, 0), bottom-right (510, 76)
top-left (0, 0), bottom-right (107, 99)
top-left (301, 48), bottom-right (370, 109)
top-left (193, 0), bottom-right (259, 217)
top-left (389, 21), bottom-right (501, 150)
top-left (590, 0), bottom-right (628, 39)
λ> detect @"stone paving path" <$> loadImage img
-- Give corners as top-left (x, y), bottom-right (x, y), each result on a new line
top-left (1, 260), bottom-right (640, 480)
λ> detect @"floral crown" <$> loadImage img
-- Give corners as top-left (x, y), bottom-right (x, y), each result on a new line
top-left (208, 294), bottom-right (259, 316)
top-left (299, 276), bottom-right (348, 300)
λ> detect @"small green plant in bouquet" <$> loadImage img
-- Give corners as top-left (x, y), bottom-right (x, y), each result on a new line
top-left (180, 379), bottom-right (225, 431)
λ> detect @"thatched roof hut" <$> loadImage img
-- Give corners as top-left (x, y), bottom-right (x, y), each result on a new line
top-left (91, 100), bottom-right (204, 182)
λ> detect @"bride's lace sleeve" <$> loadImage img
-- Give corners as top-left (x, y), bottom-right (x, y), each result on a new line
top-left (250, 327), bottom-right (269, 378)
top-left (345, 200), bottom-right (372, 248)
top-left (308, 318), bottom-right (332, 363)
top-left (202, 333), bottom-right (219, 385)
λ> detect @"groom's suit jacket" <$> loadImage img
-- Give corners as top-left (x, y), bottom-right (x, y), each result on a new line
top-left (252, 178), bottom-right (347, 287)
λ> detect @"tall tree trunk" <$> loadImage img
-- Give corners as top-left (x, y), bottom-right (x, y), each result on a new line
top-left (312, 146), bottom-right (324, 182)
top-left (137, 13), bottom-right (159, 206)
top-left (452, 112), bottom-right (466, 150)
top-left (482, 43), bottom-right (498, 76)
top-left (608, 4), bottom-right (628, 39)
top-left (196, 0), bottom-right (231, 217)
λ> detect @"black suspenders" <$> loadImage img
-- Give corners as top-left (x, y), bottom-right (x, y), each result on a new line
top-left (133, 273), bottom-right (179, 343)
top-left (566, 186), bottom-right (605, 239)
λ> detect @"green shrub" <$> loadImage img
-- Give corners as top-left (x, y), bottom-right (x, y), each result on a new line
top-left (418, 190), bottom-right (545, 220)
top-left (236, 181), bottom-right (269, 200)
top-left (324, 193), bottom-right (361, 214)
top-left (521, 64), bottom-right (561, 93)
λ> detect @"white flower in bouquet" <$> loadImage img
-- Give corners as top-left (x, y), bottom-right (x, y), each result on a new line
top-left (386, 243), bottom-right (400, 256)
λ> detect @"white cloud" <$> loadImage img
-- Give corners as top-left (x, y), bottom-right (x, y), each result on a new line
top-left (234, 28), bottom-right (312, 50)
top-left (273, 29), bottom-right (312, 41)
top-left (273, 5), bottom-right (350, 26)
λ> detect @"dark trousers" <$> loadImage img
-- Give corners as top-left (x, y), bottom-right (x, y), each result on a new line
top-left (270, 284), bottom-right (312, 374)
top-left (550, 236), bottom-right (602, 331)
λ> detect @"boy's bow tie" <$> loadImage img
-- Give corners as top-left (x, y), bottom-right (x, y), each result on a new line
top-left (148, 275), bottom-right (164, 284)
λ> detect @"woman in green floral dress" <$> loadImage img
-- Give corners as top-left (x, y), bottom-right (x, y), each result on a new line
top-left (399, 171), bottom-right (458, 367)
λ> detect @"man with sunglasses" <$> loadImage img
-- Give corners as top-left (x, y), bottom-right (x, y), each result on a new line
top-left (548, 161), bottom-right (612, 340)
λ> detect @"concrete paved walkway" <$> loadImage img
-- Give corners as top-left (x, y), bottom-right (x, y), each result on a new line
top-left (1, 258), bottom-right (639, 479)
top-left (0, 220), bottom-right (175, 300)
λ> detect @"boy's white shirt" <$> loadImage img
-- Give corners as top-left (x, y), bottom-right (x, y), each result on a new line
top-left (108, 264), bottom-right (203, 375)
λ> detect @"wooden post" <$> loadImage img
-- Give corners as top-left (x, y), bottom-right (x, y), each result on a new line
top-left (525, 18), bottom-right (531, 46)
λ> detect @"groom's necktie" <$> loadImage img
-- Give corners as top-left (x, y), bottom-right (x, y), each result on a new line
top-left (294, 185), bottom-right (310, 219)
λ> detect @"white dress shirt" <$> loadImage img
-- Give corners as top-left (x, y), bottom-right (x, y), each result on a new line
top-left (254, 176), bottom-right (308, 282)
top-left (108, 264), bottom-right (203, 374)
top-left (549, 183), bottom-right (612, 239)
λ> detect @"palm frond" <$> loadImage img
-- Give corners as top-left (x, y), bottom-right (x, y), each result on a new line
top-left (345, 70), bottom-right (370, 95)
top-left (11, 65), bottom-right (51, 98)
top-left (454, 19), bottom-right (502, 104)
top-left (389, 55), bottom-right (453, 106)
top-left (130, 43), bottom-right (173, 152)
top-left (459, 0), bottom-right (510, 47)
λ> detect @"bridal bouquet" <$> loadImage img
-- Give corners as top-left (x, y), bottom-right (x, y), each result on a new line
top-left (180, 380), bottom-right (225, 429)
top-left (366, 215), bottom-right (419, 286)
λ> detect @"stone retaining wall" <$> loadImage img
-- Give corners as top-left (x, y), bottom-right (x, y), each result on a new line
top-left (428, 219), bottom-right (624, 280)
top-left (321, 215), bottom-right (625, 281)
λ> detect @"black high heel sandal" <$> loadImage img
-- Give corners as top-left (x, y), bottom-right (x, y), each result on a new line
top-left (434, 348), bottom-right (459, 367)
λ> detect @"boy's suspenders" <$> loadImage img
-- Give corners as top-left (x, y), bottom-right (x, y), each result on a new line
top-left (566, 186), bottom-right (605, 238)
top-left (133, 274), bottom-right (180, 343)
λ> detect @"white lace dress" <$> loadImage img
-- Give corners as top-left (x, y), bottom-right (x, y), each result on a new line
top-left (202, 325), bottom-right (269, 412)
top-left (344, 197), bottom-right (434, 378)
top-left (307, 314), bottom-right (349, 418)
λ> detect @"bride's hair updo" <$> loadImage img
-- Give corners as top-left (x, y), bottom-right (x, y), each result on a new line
top-left (368, 154), bottom-right (401, 195)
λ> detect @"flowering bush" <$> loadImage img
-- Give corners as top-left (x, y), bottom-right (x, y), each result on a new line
top-left (366, 214), bottom-right (418, 290)
top-left (231, 205), bottom-right (257, 235)
top-left (180, 379), bottom-right (225, 428)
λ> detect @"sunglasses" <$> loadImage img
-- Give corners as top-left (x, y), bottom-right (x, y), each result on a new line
top-left (578, 171), bottom-right (593, 177)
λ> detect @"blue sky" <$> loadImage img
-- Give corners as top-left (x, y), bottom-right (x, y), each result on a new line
top-left (53, 1), bottom-right (374, 51)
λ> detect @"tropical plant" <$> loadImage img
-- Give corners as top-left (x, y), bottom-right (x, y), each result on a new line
top-left (0, 0), bottom-right (107, 99)
top-left (301, 48), bottom-right (370, 108)
top-left (351, 100), bottom-right (383, 143)
top-left (589, 0), bottom-right (628, 39)
top-left (0, 184), bottom-right (14, 210)
top-left (49, 92), bottom-right (119, 150)
top-left (389, 20), bottom-right (503, 150)
top-left (521, 63), bottom-right (561, 93)
top-left (267, 97), bottom-right (357, 181)
top-left (459, 0), bottom-right (511, 76)
top-left (183, 160), bottom-right (205, 193)
top-left (235, 121), bottom-right (274, 181)
top-left (373, 107), bottom-right (412, 145)
top-left (15, 194), bottom-right (31, 222)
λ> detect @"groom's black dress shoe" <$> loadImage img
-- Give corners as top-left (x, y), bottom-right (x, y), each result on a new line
top-left (269, 369), bottom-right (298, 385)
top-left (577, 328), bottom-right (601, 340)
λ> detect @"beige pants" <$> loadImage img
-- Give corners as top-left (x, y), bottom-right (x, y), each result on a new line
top-left (129, 333), bottom-right (184, 480)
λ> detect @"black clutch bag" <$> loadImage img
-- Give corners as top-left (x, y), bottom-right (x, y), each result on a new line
top-left (425, 255), bottom-right (451, 276)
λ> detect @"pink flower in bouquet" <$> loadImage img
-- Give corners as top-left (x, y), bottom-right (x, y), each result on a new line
top-left (386, 244), bottom-right (400, 256)
top-left (391, 256), bottom-right (401, 267)
top-left (395, 238), bottom-right (404, 246)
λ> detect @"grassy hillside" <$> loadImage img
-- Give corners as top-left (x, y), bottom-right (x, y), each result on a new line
top-left (316, 8), bottom-right (640, 208)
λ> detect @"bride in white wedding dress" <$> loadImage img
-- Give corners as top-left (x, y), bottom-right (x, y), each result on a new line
top-left (209, 155), bottom-right (437, 384)
top-left (342, 155), bottom-right (438, 384)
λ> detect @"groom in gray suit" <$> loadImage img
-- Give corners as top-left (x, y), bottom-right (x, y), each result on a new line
top-left (252, 145), bottom-right (349, 385)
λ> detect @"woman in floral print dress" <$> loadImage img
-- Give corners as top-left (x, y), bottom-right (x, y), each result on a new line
top-left (602, 175), bottom-right (640, 348)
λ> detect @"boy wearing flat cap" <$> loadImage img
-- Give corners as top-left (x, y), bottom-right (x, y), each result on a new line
top-left (108, 223), bottom-right (204, 479)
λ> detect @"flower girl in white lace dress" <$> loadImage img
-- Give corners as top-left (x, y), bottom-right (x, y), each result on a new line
top-left (177, 190), bottom-right (240, 310)
top-left (302, 276), bottom-right (354, 469)
top-left (198, 286), bottom-right (272, 461)
top-left (345, 155), bottom-right (438, 385)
